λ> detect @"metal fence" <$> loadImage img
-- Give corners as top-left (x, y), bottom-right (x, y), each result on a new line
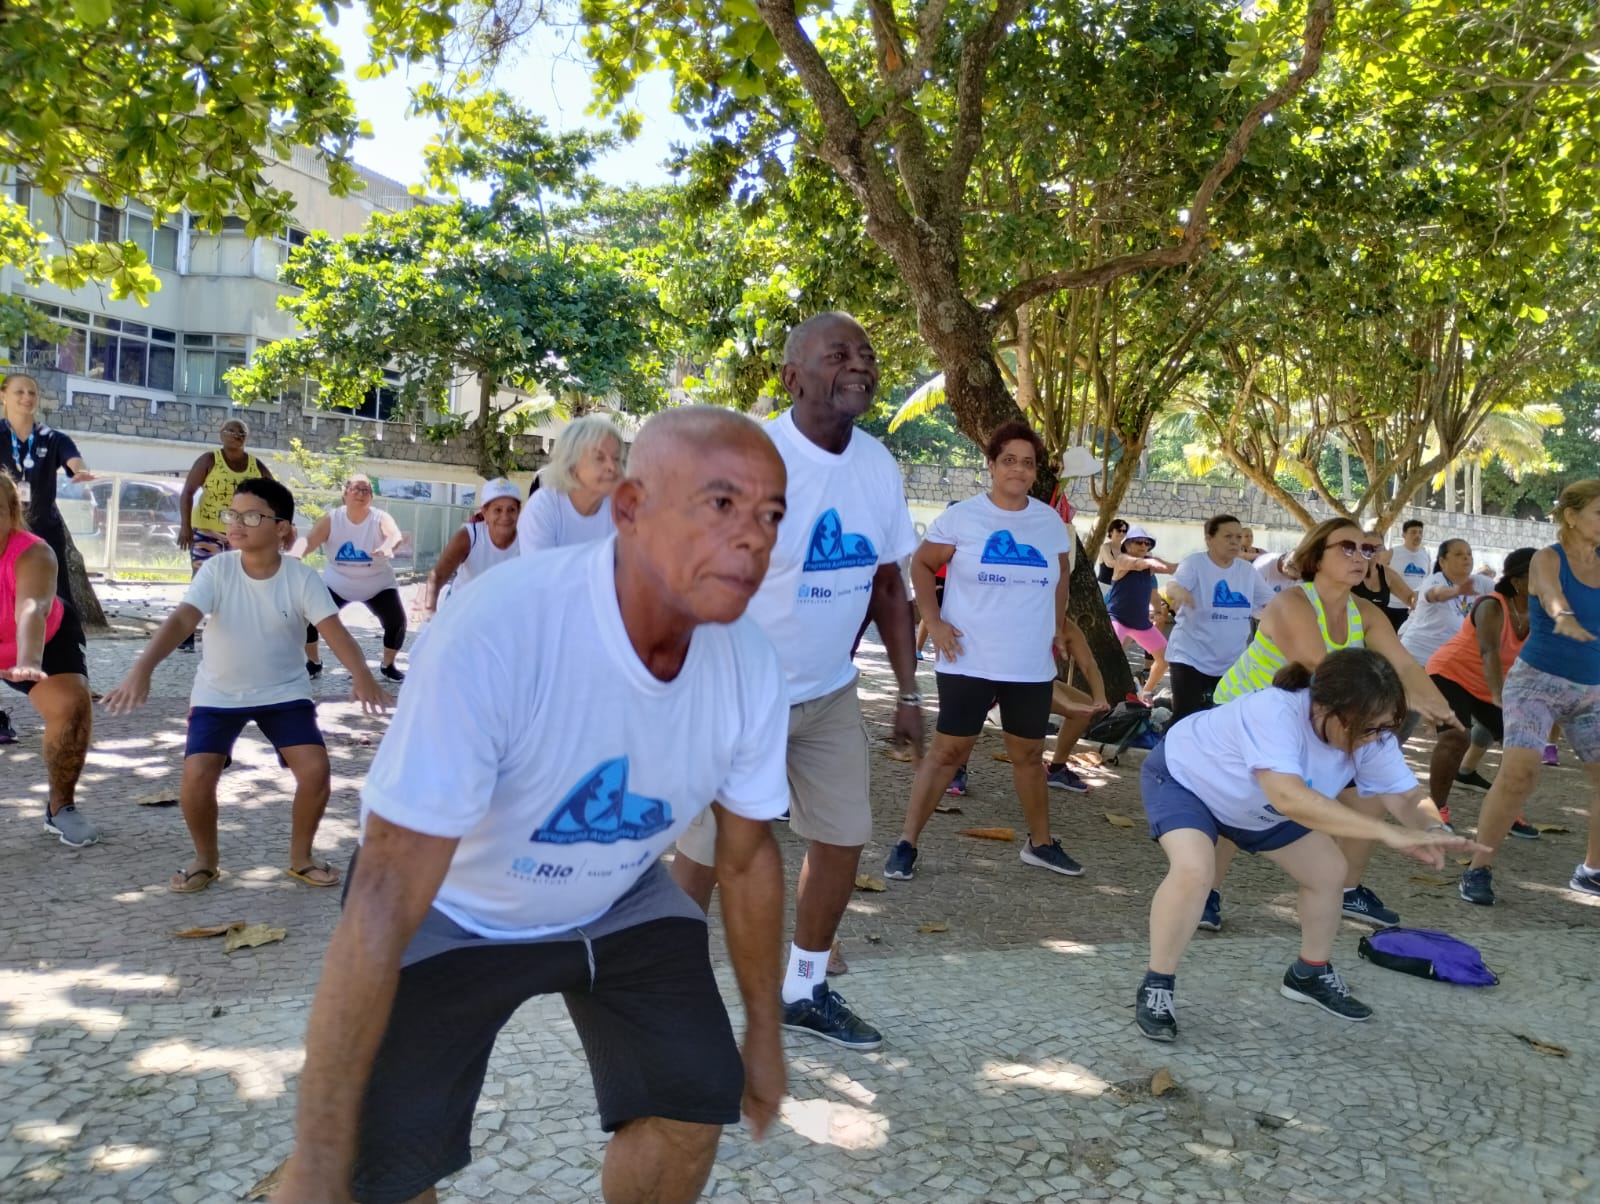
top-left (56, 471), bottom-right (475, 580)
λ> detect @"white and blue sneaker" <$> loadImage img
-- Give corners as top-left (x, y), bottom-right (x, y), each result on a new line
top-left (1341, 884), bottom-right (1399, 927)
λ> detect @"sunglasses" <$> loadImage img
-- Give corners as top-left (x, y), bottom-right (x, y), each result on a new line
top-left (1328, 539), bottom-right (1381, 560)
top-left (222, 509), bottom-right (285, 528)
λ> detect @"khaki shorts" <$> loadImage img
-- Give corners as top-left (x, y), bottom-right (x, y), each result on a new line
top-left (677, 680), bottom-right (871, 865)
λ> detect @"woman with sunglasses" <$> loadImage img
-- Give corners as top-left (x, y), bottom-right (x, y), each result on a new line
top-left (1134, 648), bottom-right (1479, 1042)
top-left (1202, 519), bottom-right (1459, 932)
top-left (1400, 538), bottom-right (1496, 667)
top-left (1106, 524), bottom-right (1178, 700)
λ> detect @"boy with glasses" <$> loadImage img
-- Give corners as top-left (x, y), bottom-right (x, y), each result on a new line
top-left (103, 478), bottom-right (388, 893)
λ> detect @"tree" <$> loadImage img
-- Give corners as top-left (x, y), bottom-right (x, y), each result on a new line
top-left (229, 97), bottom-right (661, 477)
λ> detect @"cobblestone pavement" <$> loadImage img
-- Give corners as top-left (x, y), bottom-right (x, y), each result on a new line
top-left (2, 585), bottom-right (1598, 1202)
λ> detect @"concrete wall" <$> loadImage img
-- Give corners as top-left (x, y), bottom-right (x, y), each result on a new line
top-left (900, 463), bottom-right (1557, 569)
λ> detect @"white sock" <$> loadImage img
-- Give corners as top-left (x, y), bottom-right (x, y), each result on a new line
top-left (782, 943), bottom-right (829, 1004)
top-left (1582, 864), bottom-right (1600, 876)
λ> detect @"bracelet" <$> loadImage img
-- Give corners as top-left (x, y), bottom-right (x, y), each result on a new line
top-left (898, 692), bottom-right (923, 707)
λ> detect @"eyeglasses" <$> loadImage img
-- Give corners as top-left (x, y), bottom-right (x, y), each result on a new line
top-left (346, 485), bottom-right (373, 495)
top-left (221, 509), bottom-right (284, 528)
top-left (1328, 539), bottom-right (1381, 560)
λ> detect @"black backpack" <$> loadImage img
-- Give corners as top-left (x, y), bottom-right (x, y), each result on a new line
top-left (1085, 700), bottom-right (1153, 766)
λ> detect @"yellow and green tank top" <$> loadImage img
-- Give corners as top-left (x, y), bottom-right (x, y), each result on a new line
top-left (192, 447), bottom-right (262, 533)
top-left (1214, 582), bottom-right (1364, 703)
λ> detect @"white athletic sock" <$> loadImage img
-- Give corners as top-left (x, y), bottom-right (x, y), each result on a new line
top-left (1582, 863), bottom-right (1600, 876)
top-left (782, 943), bottom-right (830, 1005)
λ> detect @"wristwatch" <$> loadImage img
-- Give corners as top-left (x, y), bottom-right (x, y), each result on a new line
top-left (898, 692), bottom-right (923, 707)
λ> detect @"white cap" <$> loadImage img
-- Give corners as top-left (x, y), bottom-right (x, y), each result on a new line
top-left (480, 477), bottom-right (522, 505)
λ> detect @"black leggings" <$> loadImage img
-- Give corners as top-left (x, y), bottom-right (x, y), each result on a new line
top-left (1169, 662), bottom-right (1222, 722)
top-left (32, 515), bottom-right (73, 601)
top-left (307, 587), bottom-right (407, 651)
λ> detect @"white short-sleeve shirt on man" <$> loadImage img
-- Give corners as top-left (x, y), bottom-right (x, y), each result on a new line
top-left (1163, 688), bottom-right (1418, 831)
top-left (1254, 551), bottom-right (1298, 596)
top-left (361, 539), bottom-right (791, 940)
top-left (183, 552), bottom-right (337, 708)
top-left (1166, 552), bottom-right (1277, 675)
top-left (924, 493), bottom-right (1071, 683)
top-left (1391, 545), bottom-right (1433, 590)
top-left (741, 410), bottom-right (917, 704)
top-left (516, 488), bottom-right (615, 554)
top-left (1400, 572), bottom-right (1496, 665)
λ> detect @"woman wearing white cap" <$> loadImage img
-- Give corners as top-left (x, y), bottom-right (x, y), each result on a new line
top-left (1106, 524), bottom-right (1179, 700)
top-left (517, 415), bottom-right (624, 553)
top-left (416, 478), bottom-right (523, 618)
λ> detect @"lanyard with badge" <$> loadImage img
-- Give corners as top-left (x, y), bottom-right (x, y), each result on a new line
top-left (5, 424), bottom-right (34, 508)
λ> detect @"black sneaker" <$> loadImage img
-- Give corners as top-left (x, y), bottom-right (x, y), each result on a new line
top-left (1570, 865), bottom-right (1600, 898)
top-left (306, 660), bottom-right (322, 679)
top-left (1020, 839), bottom-right (1084, 877)
top-left (1047, 764), bottom-right (1090, 793)
top-left (178, 633), bottom-right (196, 653)
top-left (1341, 884), bottom-right (1399, 927)
top-left (884, 840), bottom-right (918, 881)
top-left (1509, 818), bottom-right (1540, 840)
top-left (0, 710), bottom-right (16, 745)
top-left (1459, 865), bottom-right (1495, 906)
top-left (1135, 979), bottom-right (1178, 1042)
top-left (1280, 963), bottom-right (1372, 1021)
top-left (1197, 889), bottom-right (1222, 932)
top-left (781, 985), bottom-right (883, 1051)
top-left (380, 664), bottom-right (406, 683)
top-left (1455, 769), bottom-right (1493, 791)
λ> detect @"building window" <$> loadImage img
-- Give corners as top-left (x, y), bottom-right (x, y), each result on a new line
top-left (181, 334), bottom-right (249, 397)
top-left (338, 368), bottom-right (404, 423)
top-left (124, 210), bottom-right (181, 271)
top-left (271, 226), bottom-right (308, 267)
top-left (12, 180), bottom-right (178, 269)
top-left (17, 307), bottom-right (177, 389)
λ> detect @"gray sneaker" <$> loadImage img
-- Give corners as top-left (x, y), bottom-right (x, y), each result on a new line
top-left (44, 804), bottom-right (99, 848)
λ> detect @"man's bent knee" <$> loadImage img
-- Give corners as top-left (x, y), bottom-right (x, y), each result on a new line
top-left (604, 1117), bottom-right (721, 1204)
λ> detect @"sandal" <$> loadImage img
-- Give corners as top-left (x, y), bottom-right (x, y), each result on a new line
top-left (169, 866), bottom-right (219, 894)
top-left (286, 861), bottom-right (340, 888)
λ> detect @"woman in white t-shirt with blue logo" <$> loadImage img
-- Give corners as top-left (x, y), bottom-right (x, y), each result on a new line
top-left (516, 415), bottom-right (624, 553)
top-left (1400, 538), bottom-right (1495, 666)
top-left (1134, 648), bottom-right (1479, 1043)
top-left (1164, 514), bottom-right (1275, 720)
top-left (885, 422), bottom-right (1080, 881)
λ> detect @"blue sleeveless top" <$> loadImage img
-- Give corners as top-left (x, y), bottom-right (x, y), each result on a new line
top-left (1106, 567), bottom-right (1157, 630)
top-left (1521, 544), bottom-right (1600, 685)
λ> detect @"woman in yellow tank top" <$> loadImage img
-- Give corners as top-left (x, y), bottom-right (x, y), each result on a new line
top-left (175, 419), bottom-right (274, 652)
top-left (1198, 518), bottom-right (1460, 933)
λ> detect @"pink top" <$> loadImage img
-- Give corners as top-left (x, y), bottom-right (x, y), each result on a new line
top-left (1, 528), bottom-right (64, 670)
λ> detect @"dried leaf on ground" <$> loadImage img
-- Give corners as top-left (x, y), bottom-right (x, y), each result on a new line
top-left (917, 922), bottom-right (949, 934)
top-left (1104, 813), bottom-right (1137, 828)
top-left (853, 874), bottom-right (887, 893)
top-left (959, 827), bottom-right (1017, 841)
top-left (1454, 857), bottom-right (1474, 866)
top-left (881, 745), bottom-right (915, 763)
top-left (1515, 1034), bottom-right (1569, 1057)
top-left (1151, 1068), bottom-right (1176, 1097)
top-left (246, 1157), bottom-right (288, 1200)
top-left (224, 923), bottom-right (288, 953)
top-left (934, 804), bottom-right (964, 814)
top-left (991, 753), bottom-right (1012, 763)
top-left (1534, 824), bottom-right (1570, 834)
top-left (1409, 873), bottom-right (1453, 887)
top-left (174, 922), bottom-right (246, 940)
top-left (1070, 751), bottom-right (1103, 768)
top-left (136, 794), bottom-right (179, 807)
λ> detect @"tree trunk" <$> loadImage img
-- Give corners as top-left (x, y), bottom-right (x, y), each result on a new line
top-left (64, 529), bottom-right (108, 633)
top-left (1442, 465), bottom-right (1455, 513)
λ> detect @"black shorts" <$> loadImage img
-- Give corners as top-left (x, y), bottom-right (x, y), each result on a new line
top-left (935, 672), bottom-right (1054, 739)
top-left (4, 602), bottom-right (88, 695)
top-left (351, 915), bottom-right (743, 1203)
top-left (1430, 673), bottom-right (1505, 743)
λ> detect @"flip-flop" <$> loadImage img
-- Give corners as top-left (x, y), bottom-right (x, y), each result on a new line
top-left (169, 866), bottom-right (219, 894)
top-left (286, 862), bottom-right (340, 888)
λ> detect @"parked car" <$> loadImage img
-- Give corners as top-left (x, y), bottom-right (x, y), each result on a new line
top-left (58, 478), bottom-right (186, 550)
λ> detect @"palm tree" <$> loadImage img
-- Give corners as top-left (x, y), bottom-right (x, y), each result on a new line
top-left (1431, 402), bottom-right (1561, 514)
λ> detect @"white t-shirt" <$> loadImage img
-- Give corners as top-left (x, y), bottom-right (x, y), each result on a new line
top-left (442, 522), bottom-right (519, 605)
top-left (924, 494), bottom-right (1070, 682)
top-left (1164, 688), bottom-right (1418, 831)
top-left (516, 488), bottom-right (614, 554)
top-left (1391, 545), bottom-right (1433, 591)
top-left (183, 552), bottom-right (337, 708)
top-left (1255, 551), bottom-right (1297, 595)
top-left (1166, 553), bottom-right (1277, 675)
top-left (742, 411), bottom-right (917, 704)
top-left (361, 538), bottom-right (790, 940)
top-left (321, 506), bottom-right (398, 602)
top-left (1400, 572), bottom-right (1496, 665)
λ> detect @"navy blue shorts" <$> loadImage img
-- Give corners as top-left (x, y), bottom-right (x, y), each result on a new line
top-left (1141, 742), bottom-right (1311, 854)
top-left (185, 699), bottom-right (324, 758)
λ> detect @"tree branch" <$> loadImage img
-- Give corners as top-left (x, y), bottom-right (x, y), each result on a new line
top-left (940, 0), bottom-right (1028, 206)
top-left (985, 0), bottom-right (1334, 328)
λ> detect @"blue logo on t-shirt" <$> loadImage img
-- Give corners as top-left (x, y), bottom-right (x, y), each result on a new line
top-left (532, 757), bottom-right (673, 846)
top-left (1212, 579), bottom-right (1252, 609)
top-left (333, 541), bottom-right (372, 564)
top-left (803, 508), bottom-right (877, 571)
top-left (1403, 562), bottom-right (1426, 578)
top-left (980, 530), bottom-right (1047, 568)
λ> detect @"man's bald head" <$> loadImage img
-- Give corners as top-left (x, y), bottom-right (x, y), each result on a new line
top-left (783, 311), bottom-right (864, 365)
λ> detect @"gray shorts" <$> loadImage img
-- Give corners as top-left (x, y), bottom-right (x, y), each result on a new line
top-left (677, 679), bottom-right (871, 863)
top-left (1502, 660), bottom-right (1600, 762)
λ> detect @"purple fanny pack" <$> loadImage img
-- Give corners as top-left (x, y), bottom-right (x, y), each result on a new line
top-left (1357, 927), bottom-right (1498, 987)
